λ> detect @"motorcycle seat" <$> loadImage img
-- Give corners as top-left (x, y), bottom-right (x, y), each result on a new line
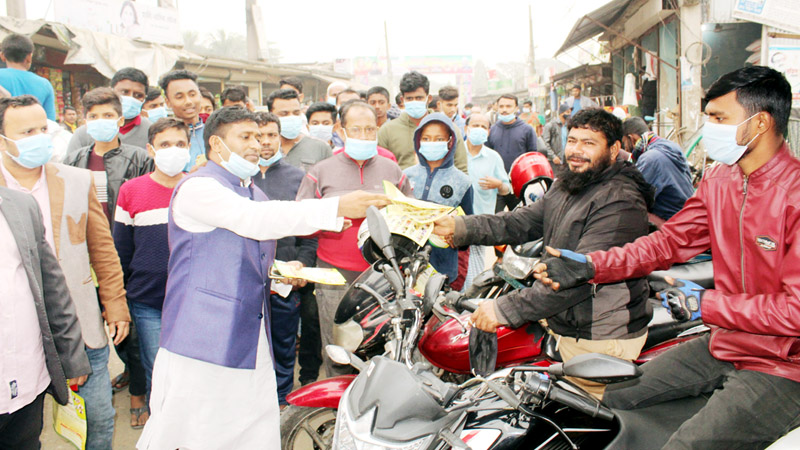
top-left (607, 395), bottom-right (709, 449)
top-left (649, 260), bottom-right (714, 289)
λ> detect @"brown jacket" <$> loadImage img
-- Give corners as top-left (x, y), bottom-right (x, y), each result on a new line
top-left (0, 163), bottom-right (128, 348)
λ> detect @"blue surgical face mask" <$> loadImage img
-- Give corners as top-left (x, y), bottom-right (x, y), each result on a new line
top-left (343, 132), bottom-right (378, 160)
top-left (86, 119), bottom-right (120, 142)
top-left (419, 141), bottom-right (449, 162)
top-left (2, 133), bottom-right (54, 168)
top-left (467, 127), bottom-right (488, 146)
top-left (309, 124), bottom-right (334, 142)
top-left (147, 106), bottom-right (168, 122)
top-left (121, 96), bottom-right (143, 120)
top-left (702, 114), bottom-right (760, 165)
top-left (217, 137), bottom-right (259, 179)
top-left (498, 113), bottom-right (516, 123)
top-left (405, 100), bottom-right (428, 119)
top-left (279, 115), bottom-right (303, 140)
top-left (258, 148), bottom-right (283, 167)
top-left (327, 96), bottom-right (337, 106)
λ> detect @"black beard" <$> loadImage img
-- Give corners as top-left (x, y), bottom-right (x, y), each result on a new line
top-left (556, 153), bottom-right (613, 194)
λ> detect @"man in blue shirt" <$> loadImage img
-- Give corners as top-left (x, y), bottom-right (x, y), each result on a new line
top-left (159, 70), bottom-right (205, 170)
top-left (0, 34), bottom-right (56, 121)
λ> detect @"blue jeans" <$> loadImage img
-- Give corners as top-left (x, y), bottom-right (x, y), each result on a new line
top-left (270, 292), bottom-right (301, 404)
top-left (129, 302), bottom-right (162, 398)
top-left (77, 345), bottom-right (114, 450)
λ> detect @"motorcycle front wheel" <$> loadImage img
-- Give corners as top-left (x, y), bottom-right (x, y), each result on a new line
top-left (280, 405), bottom-right (337, 450)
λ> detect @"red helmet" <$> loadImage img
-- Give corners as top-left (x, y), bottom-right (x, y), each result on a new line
top-left (509, 152), bottom-right (554, 199)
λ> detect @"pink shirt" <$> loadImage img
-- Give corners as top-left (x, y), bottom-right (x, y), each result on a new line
top-left (0, 201), bottom-right (51, 414)
top-left (0, 161), bottom-right (53, 251)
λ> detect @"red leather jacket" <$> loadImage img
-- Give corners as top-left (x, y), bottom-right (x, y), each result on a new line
top-left (589, 143), bottom-right (800, 383)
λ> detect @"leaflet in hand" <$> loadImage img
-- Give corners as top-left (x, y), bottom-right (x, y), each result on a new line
top-left (382, 181), bottom-right (464, 248)
top-left (270, 261), bottom-right (347, 285)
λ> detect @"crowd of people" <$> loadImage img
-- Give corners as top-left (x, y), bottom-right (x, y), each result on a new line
top-left (1, 28), bottom-right (799, 450)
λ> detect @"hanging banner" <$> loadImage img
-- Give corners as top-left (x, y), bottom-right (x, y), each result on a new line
top-left (732, 0), bottom-right (800, 35)
top-left (54, 0), bottom-right (183, 46)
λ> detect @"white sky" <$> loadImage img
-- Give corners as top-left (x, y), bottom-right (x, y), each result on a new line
top-left (5, 0), bottom-right (601, 64)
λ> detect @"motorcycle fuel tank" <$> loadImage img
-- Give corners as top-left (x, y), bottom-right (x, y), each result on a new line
top-left (418, 313), bottom-right (548, 374)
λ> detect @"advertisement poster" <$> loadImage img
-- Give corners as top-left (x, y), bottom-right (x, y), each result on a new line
top-left (768, 45), bottom-right (800, 108)
top-left (54, 0), bottom-right (182, 46)
top-left (733, 0), bottom-right (800, 35)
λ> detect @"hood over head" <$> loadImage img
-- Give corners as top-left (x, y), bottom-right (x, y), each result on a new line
top-left (413, 112), bottom-right (459, 169)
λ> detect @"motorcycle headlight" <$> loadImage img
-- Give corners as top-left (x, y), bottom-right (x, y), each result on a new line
top-left (333, 319), bottom-right (364, 353)
top-left (333, 388), bottom-right (435, 450)
top-left (501, 246), bottom-right (537, 279)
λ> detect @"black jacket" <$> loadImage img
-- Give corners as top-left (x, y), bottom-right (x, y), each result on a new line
top-left (542, 118), bottom-right (566, 160)
top-left (455, 161), bottom-right (654, 340)
top-left (63, 143), bottom-right (153, 231)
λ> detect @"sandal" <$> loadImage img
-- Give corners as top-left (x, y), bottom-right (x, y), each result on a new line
top-left (130, 406), bottom-right (150, 429)
top-left (111, 371), bottom-right (130, 393)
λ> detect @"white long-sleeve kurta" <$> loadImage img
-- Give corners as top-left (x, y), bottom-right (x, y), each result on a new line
top-left (137, 175), bottom-right (343, 450)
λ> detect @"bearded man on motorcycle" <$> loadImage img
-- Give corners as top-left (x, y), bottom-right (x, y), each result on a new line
top-left (535, 66), bottom-right (800, 449)
top-left (434, 108), bottom-right (655, 398)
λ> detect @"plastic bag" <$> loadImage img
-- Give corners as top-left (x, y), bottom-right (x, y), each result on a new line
top-left (52, 385), bottom-right (87, 450)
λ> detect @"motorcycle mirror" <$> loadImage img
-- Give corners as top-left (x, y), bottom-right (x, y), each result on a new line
top-left (325, 344), bottom-right (367, 372)
top-left (366, 206), bottom-right (396, 261)
top-left (469, 328), bottom-right (498, 377)
top-left (513, 238), bottom-right (544, 258)
top-left (424, 273), bottom-right (447, 305)
top-left (552, 353), bottom-right (642, 384)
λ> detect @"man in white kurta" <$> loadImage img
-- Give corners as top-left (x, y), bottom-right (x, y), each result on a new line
top-left (137, 107), bottom-right (386, 449)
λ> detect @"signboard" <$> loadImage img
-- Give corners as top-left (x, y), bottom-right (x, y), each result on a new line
top-left (54, 0), bottom-right (183, 46)
top-left (768, 45), bottom-right (800, 107)
top-left (732, 0), bottom-right (800, 35)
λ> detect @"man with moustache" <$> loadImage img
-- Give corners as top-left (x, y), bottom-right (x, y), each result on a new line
top-left (433, 109), bottom-right (654, 398)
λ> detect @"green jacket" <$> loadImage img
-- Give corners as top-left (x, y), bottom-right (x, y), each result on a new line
top-left (378, 111), bottom-right (468, 173)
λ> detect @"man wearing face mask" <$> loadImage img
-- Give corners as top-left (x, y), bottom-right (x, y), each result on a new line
top-left (621, 116), bottom-right (693, 225)
top-left (137, 107), bottom-right (387, 449)
top-left (306, 101), bottom-right (337, 147)
top-left (250, 111), bottom-right (317, 404)
top-left (378, 71), bottom-right (469, 172)
top-left (296, 101), bottom-right (412, 376)
top-left (542, 103), bottom-right (571, 165)
top-left (533, 66), bottom-right (800, 449)
top-left (267, 88), bottom-right (332, 172)
top-left (326, 81), bottom-right (347, 106)
top-left (112, 118), bottom-right (191, 424)
top-left (67, 67), bottom-right (152, 155)
top-left (0, 95), bottom-right (130, 449)
top-left (141, 87), bottom-right (168, 123)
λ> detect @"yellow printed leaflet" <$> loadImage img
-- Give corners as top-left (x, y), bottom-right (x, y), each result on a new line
top-left (271, 261), bottom-right (347, 285)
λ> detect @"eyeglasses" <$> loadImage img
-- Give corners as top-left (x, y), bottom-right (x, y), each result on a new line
top-left (345, 126), bottom-right (378, 139)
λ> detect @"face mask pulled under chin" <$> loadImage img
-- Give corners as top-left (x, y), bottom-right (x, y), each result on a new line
top-left (217, 137), bottom-right (259, 179)
top-left (702, 113), bottom-right (760, 166)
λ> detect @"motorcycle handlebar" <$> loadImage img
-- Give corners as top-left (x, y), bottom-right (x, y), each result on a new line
top-left (547, 383), bottom-right (615, 422)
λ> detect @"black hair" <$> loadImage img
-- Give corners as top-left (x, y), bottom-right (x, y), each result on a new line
top-left (572, 85), bottom-right (582, 92)
top-left (622, 117), bottom-right (650, 136)
top-left (63, 105), bottom-right (77, 113)
top-left (144, 87), bottom-right (163, 103)
top-left (497, 94), bottom-right (518, 106)
top-left (306, 101), bottom-right (337, 122)
top-left (704, 65), bottom-right (792, 136)
top-left (567, 108), bottom-right (622, 148)
top-left (199, 87), bottom-right (216, 110)
top-left (438, 86), bottom-right (459, 101)
top-left (279, 77), bottom-right (303, 94)
top-left (253, 111), bottom-right (281, 131)
top-left (523, 100), bottom-right (533, 106)
top-left (395, 93), bottom-right (404, 105)
top-left (340, 100), bottom-right (377, 128)
top-left (366, 86), bottom-right (390, 103)
top-left (266, 88), bottom-right (299, 112)
top-left (111, 67), bottom-right (148, 90)
top-left (1, 34), bottom-right (33, 63)
top-left (0, 95), bottom-right (39, 134)
top-left (465, 102), bottom-right (473, 109)
top-left (82, 87), bottom-right (122, 116)
top-left (203, 106), bottom-right (256, 157)
top-left (158, 70), bottom-right (198, 96)
top-left (221, 85), bottom-right (248, 104)
top-left (148, 117), bottom-right (190, 145)
top-left (399, 71), bottom-right (430, 95)
top-left (428, 96), bottom-right (439, 110)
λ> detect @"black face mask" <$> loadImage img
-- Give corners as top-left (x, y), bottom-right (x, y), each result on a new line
top-left (556, 151), bottom-right (613, 195)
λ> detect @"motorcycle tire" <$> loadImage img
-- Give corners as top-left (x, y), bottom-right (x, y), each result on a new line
top-left (280, 405), bottom-right (337, 450)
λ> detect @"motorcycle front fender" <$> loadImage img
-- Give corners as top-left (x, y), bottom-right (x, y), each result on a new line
top-left (285, 375), bottom-right (357, 409)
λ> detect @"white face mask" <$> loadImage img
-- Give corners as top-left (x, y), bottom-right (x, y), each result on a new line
top-left (154, 146), bottom-right (190, 176)
top-left (308, 124), bottom-right (334, 142)
top-left (702, 113), bottom-right (760, 165)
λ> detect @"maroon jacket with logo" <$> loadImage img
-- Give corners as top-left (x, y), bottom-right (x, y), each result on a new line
top-left (589, 143), bottom-right (800, 382)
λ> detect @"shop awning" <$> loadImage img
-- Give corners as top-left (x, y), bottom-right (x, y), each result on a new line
top-left (554, 0), bottom-right (635, 56)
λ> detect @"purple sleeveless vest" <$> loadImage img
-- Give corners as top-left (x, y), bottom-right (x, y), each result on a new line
top-left (160, 161), bottom-right (276, 369)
